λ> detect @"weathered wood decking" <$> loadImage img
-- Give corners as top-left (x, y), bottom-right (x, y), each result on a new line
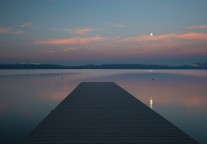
top-left (24, 82), bottom-right (198, 144)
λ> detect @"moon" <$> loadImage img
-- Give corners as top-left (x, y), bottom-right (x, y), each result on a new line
top-left (150, 33), bottom-right (154, 36)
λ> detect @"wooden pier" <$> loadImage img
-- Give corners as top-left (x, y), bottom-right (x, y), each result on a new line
top-left (24, 82), bottom-right (198, 144)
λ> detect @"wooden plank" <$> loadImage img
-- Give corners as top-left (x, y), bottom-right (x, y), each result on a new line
top-left (24, 82), bottom-right (198, 144)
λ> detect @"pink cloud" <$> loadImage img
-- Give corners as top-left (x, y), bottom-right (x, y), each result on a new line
top-left (124, 33), bottom-right (176, 42)
top-left (188, 25), bottom-right (207, 29)
top-left (176, 32), bottom-right (207, 40)
top-left (63, 47), bottom-right (77, 52)
top-left (108, 22), bottom-right (125, 28)
top-left (0, 27), bottom-right (11, 33)
top-left (106, 33), bottom-right (207, 58)
top-left (33, 32), bottom-right (207, 60)
top-left (36, 36), bottom-right (106, 45)
top-left (20, 22), bottom-right (32, 27)
top-left (12, 30), bottom-right (25, 34)
top-left (64, 28), bottom-right (94, 35)
top-left (0, 27), bottom-right (24, 34)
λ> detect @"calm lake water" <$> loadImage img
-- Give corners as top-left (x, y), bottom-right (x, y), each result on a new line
top-left (0, 69), bottom-right (207, 144)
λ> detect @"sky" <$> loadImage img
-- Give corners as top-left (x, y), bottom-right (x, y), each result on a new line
top-left (0, 0), bottom-right (207, 66)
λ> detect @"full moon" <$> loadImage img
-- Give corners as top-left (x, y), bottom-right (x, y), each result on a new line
top-left (150, 33), bottom-right (154, 36)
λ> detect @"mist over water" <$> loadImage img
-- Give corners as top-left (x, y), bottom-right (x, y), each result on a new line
top-left (0, 69), bottom-right (207, 144)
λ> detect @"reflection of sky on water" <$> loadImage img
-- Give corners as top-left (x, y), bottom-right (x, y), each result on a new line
top-left (0, 70), bottom-right (207, 143)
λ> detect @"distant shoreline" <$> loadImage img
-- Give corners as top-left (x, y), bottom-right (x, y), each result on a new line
top-left (0, 63), bottom-right (207, 69)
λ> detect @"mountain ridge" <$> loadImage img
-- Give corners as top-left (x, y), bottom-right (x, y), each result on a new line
top-left (0, 63), bottom-right (207, 69)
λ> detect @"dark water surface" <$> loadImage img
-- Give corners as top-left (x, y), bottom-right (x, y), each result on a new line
top-left (0, 70), bottom-right (207, 144)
